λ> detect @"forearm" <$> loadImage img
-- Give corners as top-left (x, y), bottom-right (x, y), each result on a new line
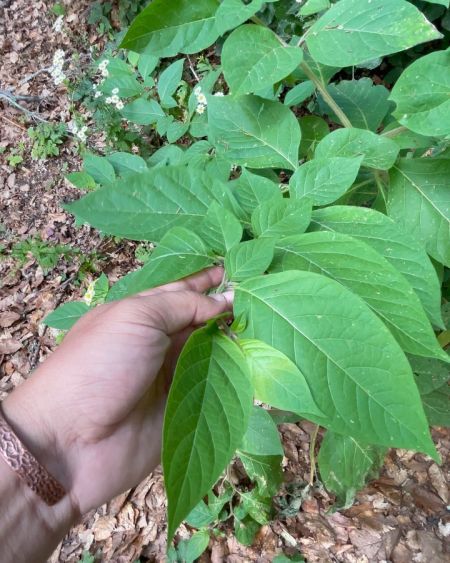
top-left (0, 392), bottom-right (79, 563)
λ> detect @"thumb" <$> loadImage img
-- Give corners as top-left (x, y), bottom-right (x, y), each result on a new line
top-left (137, 289), bottom-right (234, 335)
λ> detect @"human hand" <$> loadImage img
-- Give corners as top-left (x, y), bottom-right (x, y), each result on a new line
top-left (2, 267), bottom-right (232, 516)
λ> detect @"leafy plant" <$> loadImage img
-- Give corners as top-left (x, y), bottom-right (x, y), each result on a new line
top-left (51, 0), bottom-right (450, 552)
top-left (28, 123), bottom-right (67, 160)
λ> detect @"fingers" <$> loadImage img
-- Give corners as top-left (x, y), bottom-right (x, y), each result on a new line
top-left (138, 267), bottom-right (224, 297)
top-left (139, 289), bottom-right (233, 335)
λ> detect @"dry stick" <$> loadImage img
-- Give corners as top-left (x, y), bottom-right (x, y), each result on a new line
top-left (0, 113), bottom-right (27, 131)
top-left (308, 424), bottom-right (320, 486)
top-left (186, 55), bottom-right (200, 82)
top-left (0, 91), bottom-right (48, 123)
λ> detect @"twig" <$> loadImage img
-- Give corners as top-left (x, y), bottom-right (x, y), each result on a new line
top-left (0, 113), bottom-right (27, 131)
top-left (0, 90), bottom-right (48, 123)
top-left (20, 67), bottom-right (52, 86)
top-left (381, 125), bottom-right (408, 138)
top-left (308, 424), bottom-right (319, 486)
top-left (186, 55), bottom-right (200, 82)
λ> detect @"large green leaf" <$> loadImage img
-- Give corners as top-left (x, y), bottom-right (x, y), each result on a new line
top-left (163, 326), bottom-right (253, 541)
top-left (200, 202), bottom-right (243, 255)
top-left (240, 339), bottom-right (323, 418)
top-left (310, 206), bottom-right (444, 329)
top-left (289, 156), bottom-right (362, 205)
top-left (106, 152), bottom-right (148, 177)
top-left (225, 239), bottom-right (275, 282)
top-left (390, 49), bottom-right (450, 137)
top-left (234, 271), bottom-right (437, 458)
top-left (240, 406), bottom-right (284, 456)
top-left (83, 153), bottom-right (115, 186)
top-left (66, 166), bottom-right (221, 242)
top-left (222, 25), bottom-right (303, 95)
top-left (315, 128), bottom-right (399, 170)
top-left (271, 232), bottom-right (447, 361)
top-left (299, 115), bottom-right (329, 158)
top-left (318, 79), bottom-right (391, 131)
top-left (230, 169), bottom-right (282, 220)
top-left (107, 228), bottom-right (214, 301)
top-left (388, 158), bottom-right (450, 267)
top-left (43, 301), bottom-right (90, 330)
top-left (306, 0), bottom-right (441, 67)
top-left (120, 0), bottom-right (220, 57)
top-left (251, 197), bottom-right (312, 239)
top-left (318, 431), bottom-right (386, 509)
top-left (208, 95), bottom-right (301, 170)
top-left (215, 0), bottom-right (279, 34)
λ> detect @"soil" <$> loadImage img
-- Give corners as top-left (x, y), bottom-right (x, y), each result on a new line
top-left (1, 1), bottom-right (449, 562)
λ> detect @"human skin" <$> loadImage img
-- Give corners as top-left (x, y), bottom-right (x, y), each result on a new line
top-left (0, 267), bottom-right (232, 563)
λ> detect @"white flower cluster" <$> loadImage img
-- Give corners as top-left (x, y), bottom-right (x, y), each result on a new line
top-left (67, 120), bottom-right (89, 143)
top-left (99, 59), bottom-right (110, 78)
top-left (194, 86), bottom-right (207, 115)
top-left (214, 92), bottom-right (225, 97)
top-left (92, 83), bottom-right (103, 99)
top-left (105, 87), bottom-right (124, 111)
top-left (50, 49), bottom-right (66, 86)
top-left (53, 15), bottom-right (64, 33)
top-left (83, 280), bottom-right (96, 306)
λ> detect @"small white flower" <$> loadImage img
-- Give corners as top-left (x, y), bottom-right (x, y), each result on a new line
top-left (83, 281), bottom-right (96, 305)
top-left (196, 103), bottom-right (206, 115)
top-left (53, 15), bottom-right (64, 33)
top-left (197, 93), bottom-right (207, 105)
top-left (214, 92), bottom-right (225, 97)
top-left (101, 68), bottom-right (109, 78)
top-left (99, 59), bottom-right (109, 70)
top-left (110, 94), bottom-right (120, 104)
top-left (111, 87), bottom-right (119, 95)
top-left (94, 91), bottom-right (102, 99)
top-left (93, 84), bottom-right (97, 90)
top-left (105, 96), bottom-right (113, 104)
top-left (115, 100), bottom-right (124, 111)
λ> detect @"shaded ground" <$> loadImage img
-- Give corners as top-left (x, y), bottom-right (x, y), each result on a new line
top-left (1, 1), bottom-right (449, 561)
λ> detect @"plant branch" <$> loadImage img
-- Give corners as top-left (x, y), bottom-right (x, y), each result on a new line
top-left (0, 90), bottom-right (48, 122)
top-left (300, 61), bottom-right (352, 128)
top-left (373, 170), bottom-right (388, 209)
top-left (381, 125), bottom-right (407, 138)
top-left (308, 425), bottom-right (320, 486)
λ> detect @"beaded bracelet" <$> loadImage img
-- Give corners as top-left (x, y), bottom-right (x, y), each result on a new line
top-left (0, 407), bottom-right (66, 506)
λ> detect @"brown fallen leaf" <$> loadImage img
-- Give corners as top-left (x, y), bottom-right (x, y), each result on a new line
top-left (0, 311), bottom-right (21, 328)
top-left (411, 485), bottom-right (444, 514)
top-left (0, 338), bottom-right (22, 354)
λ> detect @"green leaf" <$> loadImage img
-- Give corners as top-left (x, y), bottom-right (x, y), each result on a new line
top-left (121, 98), bottom-right (165, 125)
top-left (137, 53), bottom-right (159, 80)
top-left (239, 489), bottom-right (272, 525)
top-left (166, 121), bottom-right (189, 143)
top-left (422, 385), bottom-right (450, 427)
top-left (240, 339), bottom-right (323, 418)
top-left (238, 452), bottom-right (283, 496)
top-left (100, 75), bottom-right (143, 98)
top-left (251, 198), bottom-right (312, 239)
top-left (284, 81), bottom-right (315, 107)
top-left (106, 152), bottom-right (148, 177)
top-left (315, 128), bottom-right (399, 170)
top-left (234, 271), bottom-right (437, 458)
top-left (91, 273), bottom-right (109, 306)
top-left (318, 431), bottom-right (386, 509)
top-left (65, 171), bottom-right (96, 191)
top-left (177, 530), bottom-right (210, 563)
top-left (120, 0), bottom-right (220, 57)
top-left (388, 158), bottom-right (450, 267)
top-left (107, 227), bottom-right (214, 301)
top-left (222, 25), bottom-right (303, 95)
top-left (272, 232), bottom-right (447, 361)
top-left (306, 0), bottom-right (441, 67)
top-left (158, 59), bottom-right (184, 108)
top-left (83, 153), bottom-right (115, 186)
top-left (66, 165), bottom-right (221, 242)
top-left (410, 355), bottom-right (449, 395)
top-left (208, 95), bottom-right (301, 170)
top-left (318, 79), bottom-right (391, 131)
top-left (215, 0), bottom-right (279, 34)
top-left (289, 157), bottom-right (362, 206)
top-left (240, 406), bottom-right (284, 456)
top-left (299, 0), bottom-right (330, 17)
top-left (234, 514), bottom-right (260, 546)
top-left (230, 169), bottom-right (282, 220)
top-left (163, 326), bottom-right (253, 541)
top-left (299, 115), bottom-right (329, 158)
top-left (200, 202), bottom-right (243, 255)
top-left (43, 301), bottom-right (90, 330)
top-left (225, 239), bottom-right (275, 282)
top-left (390, 49), bottom-right (450, 137)
top-left (310, 206), bottom-right (444, 329)
top-left (185, 500), bottom-right (216, 528)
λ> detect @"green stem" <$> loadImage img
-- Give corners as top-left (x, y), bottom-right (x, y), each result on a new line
top-left (373, 170), bottom-right (388, 208)
top-left (381, 125), bottom-right (407, 138)
top-left (308, 425), bottom-right (320, 486)
top-left (300, 61), bottom-right (353, 128)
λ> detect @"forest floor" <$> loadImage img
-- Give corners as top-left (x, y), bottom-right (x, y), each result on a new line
top-left (0, 1), bottom-right (449, 562)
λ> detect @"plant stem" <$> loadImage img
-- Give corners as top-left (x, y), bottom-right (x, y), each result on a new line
top-left (300, 61), bottom-right (353, 128)
top-left (373, 170), bottom-right (388, 209)
top-left (381, 125), bottom-right (408, 138)
top-left (308, 425), bottom-right (319, 486)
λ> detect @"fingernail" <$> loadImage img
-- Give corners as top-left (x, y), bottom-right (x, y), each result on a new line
top-left (211, 290), bottom-right (234, 304)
